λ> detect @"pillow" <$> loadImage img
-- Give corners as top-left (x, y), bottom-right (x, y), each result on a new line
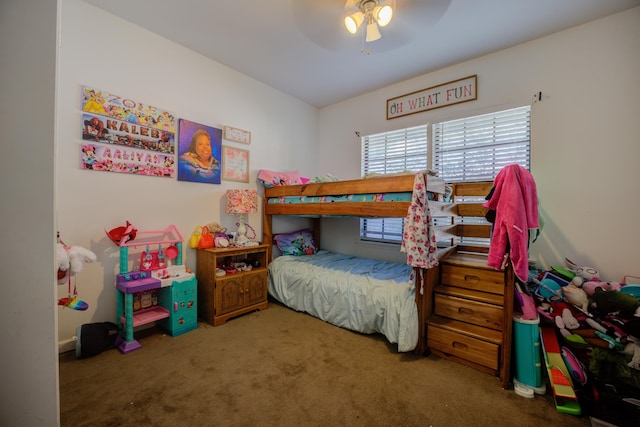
top-left (257, 169), bottom-right (303, 187)
top-left (274, 229), bottom-right (318, 256)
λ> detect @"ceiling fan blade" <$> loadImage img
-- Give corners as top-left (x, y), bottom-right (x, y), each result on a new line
top-left (344, 0), bottom-right (360, 10)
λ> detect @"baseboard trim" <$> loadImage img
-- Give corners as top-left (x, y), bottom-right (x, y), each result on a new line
top-left (58, 337), bottom-right (76, 354)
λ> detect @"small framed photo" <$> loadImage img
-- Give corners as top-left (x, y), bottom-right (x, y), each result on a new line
top-left (222, 145), bottom-right (250, 183)
top-left (224, 126), bottom-right (251, 144)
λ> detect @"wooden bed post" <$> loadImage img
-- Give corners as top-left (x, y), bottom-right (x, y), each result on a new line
top-left (312, 218), bottom-right (321, 248)
top-left (263, 193), bottom-right (273, 263)
top-left (415, 266), bottom-right (439, 356)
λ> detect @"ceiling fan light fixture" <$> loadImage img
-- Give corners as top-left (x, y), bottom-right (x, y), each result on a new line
top-left (344, 0), bottom-right (394, 43)
top-left (344, 11), bottom-right (364, 34)
top-left (375, 5), bottom-right (393, 27)
top-left (365, 21), bottom-right (382, 42)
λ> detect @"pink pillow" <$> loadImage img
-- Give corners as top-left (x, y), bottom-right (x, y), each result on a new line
top-left (258, 170), bottom-right (303, 187)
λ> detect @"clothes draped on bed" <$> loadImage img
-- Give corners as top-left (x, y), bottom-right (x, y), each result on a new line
top-left (268, 251), bottom-right (418, 352)
top-left (401, 172), bottom-right (439, 294)
top-left (482, 164), bottom-right (539, 282)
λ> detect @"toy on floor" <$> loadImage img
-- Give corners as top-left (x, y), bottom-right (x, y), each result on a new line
top-left (565, 258), bottom-right (600, 281)
top-left (623, 317), bottom-right (640, 370)
top-left (56, 232), bottom-right (96, 311)
top-left (561, 284), bottom-right (589, 312)
top-left (540, 326), bottom-right (582, 415)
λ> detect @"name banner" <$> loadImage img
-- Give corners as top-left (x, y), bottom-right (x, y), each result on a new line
top-left (386, 75), bottom-right (477, 120)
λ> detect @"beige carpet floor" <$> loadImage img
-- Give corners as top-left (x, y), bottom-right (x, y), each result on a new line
top-left (59, 300), bottom-right (591, 427)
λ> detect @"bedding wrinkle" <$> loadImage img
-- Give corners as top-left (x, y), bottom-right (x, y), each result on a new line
top-left (268, 251), bottom-right (418, 352)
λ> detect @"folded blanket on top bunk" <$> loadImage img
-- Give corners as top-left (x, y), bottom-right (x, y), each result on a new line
top-left (267, 250), bottom-right (418, 352)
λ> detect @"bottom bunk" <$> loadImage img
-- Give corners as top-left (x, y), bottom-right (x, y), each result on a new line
top-left (267, 250), bottom-right (419, 352)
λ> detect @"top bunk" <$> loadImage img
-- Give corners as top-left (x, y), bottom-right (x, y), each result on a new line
top-left (262, 173), bottom-right (447, 218)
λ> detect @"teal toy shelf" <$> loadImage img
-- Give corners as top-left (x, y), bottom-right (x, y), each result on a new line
top-left (114, 225), bottom-right (197, 353)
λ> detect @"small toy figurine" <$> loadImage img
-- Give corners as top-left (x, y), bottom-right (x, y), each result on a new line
top-left (142, 246), bottom-right (153, 270)
top-left (105, 221), bottom-right (137, 246)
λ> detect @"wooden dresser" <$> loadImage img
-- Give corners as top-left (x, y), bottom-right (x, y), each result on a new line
top-left (424, 181), bottom-right (515, 389)
top-left (196, 244), bottom-right (269, 326)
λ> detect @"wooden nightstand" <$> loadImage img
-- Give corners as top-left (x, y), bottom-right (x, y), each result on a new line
top-left (196, 244), bottom-right (269, 326)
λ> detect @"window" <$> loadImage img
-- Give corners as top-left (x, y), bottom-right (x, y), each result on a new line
top-left (433, 106), bottom-right (531, 182)
top-left (433, 106), bottom-right (531, 246)
top-left (360, 125), bottom-right (428, 242)
top-left (360, 106), bottom-right (531, 244)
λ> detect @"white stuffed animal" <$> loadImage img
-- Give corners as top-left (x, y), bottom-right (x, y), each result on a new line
top-left (624, 340), bottom-right (640, 370)
top-left (67, 245), bottom-right (97, 274)
top-left (57, 243), bottom-right (96, 281)
top-left (57, 243), bottom-right (70, 272)
top-left (565, 258), bottom-right (600, 281)
top-left (561, 284), bottom-right (589, 312)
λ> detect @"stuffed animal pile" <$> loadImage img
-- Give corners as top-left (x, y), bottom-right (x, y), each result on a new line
top-left (531, 258), bottom-right (640, 371)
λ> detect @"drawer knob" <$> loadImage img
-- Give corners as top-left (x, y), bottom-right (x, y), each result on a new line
top-left (464, 274), bottom-right (480, 283)
top-left (458, 307), bottom-right (474, 315)
top-left (452, 341), bottom-right (468, 351)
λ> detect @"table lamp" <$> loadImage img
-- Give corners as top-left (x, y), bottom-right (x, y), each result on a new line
top-left (226, 189), bottom-right (258, 246)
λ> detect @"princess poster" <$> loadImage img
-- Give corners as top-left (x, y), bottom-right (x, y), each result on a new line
top-left (80, 143), bottom-right (175, 178)
top-left (81, 85), bottom-right (177, 133)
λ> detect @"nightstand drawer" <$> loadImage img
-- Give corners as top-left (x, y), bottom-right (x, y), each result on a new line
top-left (441, 264), bottom-right (505, 295)
top-left (427, 325), bottom-right (499, 370)
top-left (434, 294), bottom-right (503, 331)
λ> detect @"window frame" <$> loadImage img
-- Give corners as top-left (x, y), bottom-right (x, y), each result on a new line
top-left (359, 105), bottom-right (531, 244)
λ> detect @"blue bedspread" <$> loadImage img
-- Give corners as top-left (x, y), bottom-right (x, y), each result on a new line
top-left (268, 250), bottom-right (418, 352)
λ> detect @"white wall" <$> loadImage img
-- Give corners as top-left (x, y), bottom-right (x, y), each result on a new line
top-left (5, 3), bottom-right (635, 424)
top-left (0, 0), bottom-right (59, 425)
top-left (55, 0), bottom-right (319, 351)
top-left (318, 7), bottom-right (640, 281)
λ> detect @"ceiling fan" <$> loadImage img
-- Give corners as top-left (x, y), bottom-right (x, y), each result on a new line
top-left (344, 0), bottom-right (395, 43)
top-left (292, 0), bottom-right (452, 53)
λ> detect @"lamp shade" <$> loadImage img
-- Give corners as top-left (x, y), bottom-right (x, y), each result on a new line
top-left (365, 22), bottom-right (382, 42)
top-left (375, 5), bottom-right (393, 26)
top-left (226, 189), bottom-right (258, 214)
top-left (344, 11), bottom-right (364, 34)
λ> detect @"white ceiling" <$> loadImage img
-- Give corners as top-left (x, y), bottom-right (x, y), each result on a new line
top-left (83, 0), bottom-right (639, 108)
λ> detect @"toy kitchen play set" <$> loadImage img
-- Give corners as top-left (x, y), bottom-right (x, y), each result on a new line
top-left (108, 223), bottom-right (197, 354)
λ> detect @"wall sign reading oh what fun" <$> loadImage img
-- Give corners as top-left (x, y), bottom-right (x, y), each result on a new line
top-left (386, 75), bottom-right (477, 120)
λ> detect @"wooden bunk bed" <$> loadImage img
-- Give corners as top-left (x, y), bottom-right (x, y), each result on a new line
top-left (261, 173), bottom-right (446, 355)
top-left (262, 175), bottom-right (516, 388)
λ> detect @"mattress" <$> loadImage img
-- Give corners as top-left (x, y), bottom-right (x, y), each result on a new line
top-left (267, 191), bottom-right (426, 205)
top-left (267, 250), bottom-right (418, 352)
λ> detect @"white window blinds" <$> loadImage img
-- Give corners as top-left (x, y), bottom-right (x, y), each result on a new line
top-left (360, 125), bottom-right (427, 242)
top-left (361, 125), bottom-right (428, 175)
top-left (359, 106), bottom-right (530, 244)
top-left (433, 106), bottom-right (531, 182)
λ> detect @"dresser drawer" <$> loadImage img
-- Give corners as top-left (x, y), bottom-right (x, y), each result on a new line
top-left (434, 294), bottom-right (504, 331)
top-left (441, 264), bottom-right (505, 295)
top-left (427, 325), bottom-right (500, 370)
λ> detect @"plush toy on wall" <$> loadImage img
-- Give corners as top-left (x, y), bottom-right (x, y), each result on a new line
top-left (57, 233), bottom-right (97, 311)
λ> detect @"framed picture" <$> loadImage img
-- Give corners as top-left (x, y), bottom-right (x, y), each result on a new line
top-left (177, 119), bottom-right (222, 184)
top-left (222, 145), bottom-right (250, 183)
top-left (224, 126), bottom-right (251, 144)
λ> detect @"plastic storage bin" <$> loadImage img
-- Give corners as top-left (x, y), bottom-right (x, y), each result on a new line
top-left (513, 313), bottom-right (542, 388)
